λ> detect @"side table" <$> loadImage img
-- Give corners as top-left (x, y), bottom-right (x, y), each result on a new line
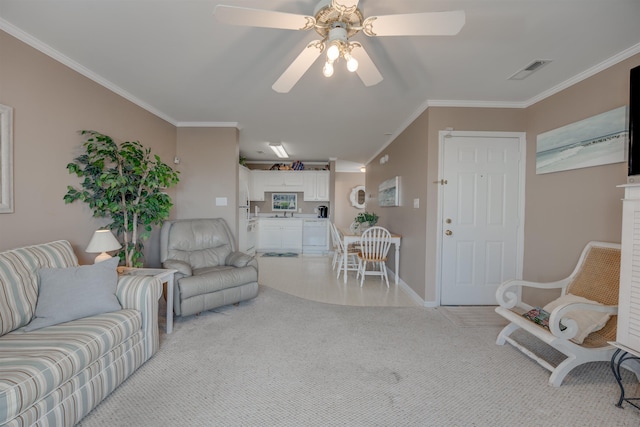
top-left (118, 267), bottom-right (177, 334)
top-left (609, 341), bottom-right (640, 410)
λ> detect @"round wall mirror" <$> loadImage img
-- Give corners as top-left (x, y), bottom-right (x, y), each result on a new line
top-left (350, 185), bottom-right (366, 209)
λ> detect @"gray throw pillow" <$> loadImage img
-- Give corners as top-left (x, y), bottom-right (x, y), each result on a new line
top-left (24, 257), bottom-right (122, 331)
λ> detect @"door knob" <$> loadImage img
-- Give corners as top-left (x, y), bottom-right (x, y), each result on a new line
top-left (445, 230), bottom-right (453, 236)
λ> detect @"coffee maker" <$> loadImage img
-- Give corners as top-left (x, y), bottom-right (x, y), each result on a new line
top-left (317, 205), bottom-right (328, 218)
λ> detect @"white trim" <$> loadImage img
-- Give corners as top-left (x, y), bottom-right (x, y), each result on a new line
top-left (435, 130), bottom-right (526, 306)
top-left (427, 99), bottom-right (527, 109)
top-left (386, 268), bottom-right (426, 307)
top-left (175, 122), bottom-right (239, 128)
top-left (525, 42), bottom-right (640, 107)
top-left (0, 18), bottom-right (177, 126)
top-left (0, 104), bottom-right (14, 213)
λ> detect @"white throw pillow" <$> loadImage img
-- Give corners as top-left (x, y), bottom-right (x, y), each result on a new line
top-left (543, 293), bottom-right (611, 344)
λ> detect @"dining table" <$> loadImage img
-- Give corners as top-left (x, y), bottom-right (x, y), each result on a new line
top-left (338, 227), bottom-right (402, 284)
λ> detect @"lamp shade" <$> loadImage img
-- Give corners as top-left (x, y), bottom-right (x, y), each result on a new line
top-left (86, 230), bottom-right (121, 263)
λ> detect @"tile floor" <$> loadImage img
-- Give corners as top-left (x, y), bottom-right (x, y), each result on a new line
top-left (257, 254), bottom-right (420, 307)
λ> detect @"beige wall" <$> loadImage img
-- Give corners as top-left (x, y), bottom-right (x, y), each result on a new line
top-left (0, 30), bottom-right (176, 266)
top-left (250, 193), bottom-right (328, 217)
top-left (520, 55), bottom-right (639, 305)
top-left (334, 172), bottom-right (365, 229)
top-left (175, 127), bottom-right (239, 239)
top-left (366, 112), bottom-right (430, 297)
top-left (374, 53), bottom-right (640, 305)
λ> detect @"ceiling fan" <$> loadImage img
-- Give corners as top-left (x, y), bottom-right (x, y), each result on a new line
top-left (213, 0), bottom-right (465, 93)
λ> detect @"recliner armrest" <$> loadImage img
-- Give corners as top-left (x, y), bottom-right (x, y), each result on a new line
top-left (162, 259), bottom-right (193, 277)
top-left (226, 251), bottom-right (257, 269)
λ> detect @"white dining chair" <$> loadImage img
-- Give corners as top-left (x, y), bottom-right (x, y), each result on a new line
top-left (330, 222), bottom-right (359, 279)
top-left (357, 226), bottom-right (392, 287)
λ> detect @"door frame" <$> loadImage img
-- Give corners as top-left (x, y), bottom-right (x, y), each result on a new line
top-left (435, 130), bottom-right (526, 306)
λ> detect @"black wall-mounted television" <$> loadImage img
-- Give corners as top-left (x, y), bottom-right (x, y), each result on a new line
top-left (629, 65), bottom-right (640, 181)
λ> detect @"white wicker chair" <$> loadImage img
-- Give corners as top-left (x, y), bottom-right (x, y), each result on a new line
top-left (495, 241), bottom-right (632, 386)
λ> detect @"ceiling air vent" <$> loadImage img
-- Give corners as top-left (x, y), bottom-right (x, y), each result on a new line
top-left (508, 59), bottom-right (552, 80)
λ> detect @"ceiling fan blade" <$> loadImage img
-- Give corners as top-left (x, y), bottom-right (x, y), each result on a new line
top-left (350, 43), bottom-right (383, 87)
top-left (213, 5), bottom-right (315, 31)
top-left (362, 10), bottom-right (465, 37)
top-left (272, 41), bottom-right (324, 93)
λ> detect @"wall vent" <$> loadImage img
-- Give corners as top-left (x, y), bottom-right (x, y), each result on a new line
top-left (508, 59), bottom-right (552, 80)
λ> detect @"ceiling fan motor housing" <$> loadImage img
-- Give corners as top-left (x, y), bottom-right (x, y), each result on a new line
top-left (313, 0), bottom-right (364, 39)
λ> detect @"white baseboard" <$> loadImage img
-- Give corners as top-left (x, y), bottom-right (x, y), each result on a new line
top-left (387, 269), bottom-right (430, 307)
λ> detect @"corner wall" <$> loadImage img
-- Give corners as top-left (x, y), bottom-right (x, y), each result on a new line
top-left (0, 30), bottom-right (176, 266)
top-left (175, 127), bottom-right (239, 237)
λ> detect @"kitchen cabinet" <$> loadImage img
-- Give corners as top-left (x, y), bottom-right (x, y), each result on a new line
top-left (250, 170), bottom-right (266, 201)
top-left (250, 170), bottom-right (329, 201)
top-left (265, 171), bottom-right (305, 191)
top-left (303, 171), bottom-right (330, 201)
top-left (257, 218), bottom-right (303, 252)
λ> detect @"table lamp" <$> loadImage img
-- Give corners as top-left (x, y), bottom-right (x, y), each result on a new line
top-left (86, 229), bottom-right (122, 263)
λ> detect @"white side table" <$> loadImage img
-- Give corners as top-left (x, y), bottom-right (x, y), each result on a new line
top-left (117, 267), bottom-right (177, 334)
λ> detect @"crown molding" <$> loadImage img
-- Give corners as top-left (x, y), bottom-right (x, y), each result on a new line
top-left (523, 41), bottom-right (640, 107)
top-left (0, 19), bottom-right (178, 126)
top-left (175, 122), bottom-right (239, 128)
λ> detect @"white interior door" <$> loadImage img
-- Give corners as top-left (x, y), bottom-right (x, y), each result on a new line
top-left (439, 132), bottom-right (525, 305)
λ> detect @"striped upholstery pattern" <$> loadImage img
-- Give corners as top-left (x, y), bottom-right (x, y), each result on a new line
top-left (0, 241), bottom-right (78, 336)
top-left (0, 310), bottom-right (142, 425)
top-left (6, 330), bottom-right (145, 427)
top-left (116, 275), bottom-right (162, 359)
top-left (0, 241), bottom-right (162, 426)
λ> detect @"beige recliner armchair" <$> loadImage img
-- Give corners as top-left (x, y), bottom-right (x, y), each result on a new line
top-left (160, 218), bottom-right (259, 317)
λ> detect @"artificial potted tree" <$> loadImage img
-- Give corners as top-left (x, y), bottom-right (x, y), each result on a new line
top-left (64, 130), bottom-right (180, 267)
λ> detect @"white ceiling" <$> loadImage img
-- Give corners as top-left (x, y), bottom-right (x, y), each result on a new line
top-left (2, 0), bottom-right (640, 171)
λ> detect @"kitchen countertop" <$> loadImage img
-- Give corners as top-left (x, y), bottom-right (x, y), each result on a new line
top-left (254, 214), bottom-right (328, 220)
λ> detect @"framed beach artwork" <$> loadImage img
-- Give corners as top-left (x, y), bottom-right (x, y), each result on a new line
top-left (378, 176), bottom-right (399, 207)
top-left (536, 106), bottom-right (627, 175)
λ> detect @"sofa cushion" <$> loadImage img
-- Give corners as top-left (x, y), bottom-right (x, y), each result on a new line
top-left (24, 257), bottom-right (121, 331)
top-left (0, 241), bottom-right (78, 337)
top-left (179, 265), bottom-right (258, 299)
top-left (0, 309), bottom-right (141, 425)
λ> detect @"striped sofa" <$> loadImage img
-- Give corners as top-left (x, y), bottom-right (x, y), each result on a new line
top-left (0, 241), bottom-right (162, 426)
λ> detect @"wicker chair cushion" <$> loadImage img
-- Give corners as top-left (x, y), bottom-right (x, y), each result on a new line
top-left (543, 293), bottom-right (611, 344)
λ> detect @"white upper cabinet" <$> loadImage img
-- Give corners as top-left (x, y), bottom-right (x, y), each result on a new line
top-left (303, 171), bottom-right (330, 201)
top-left (250, 170), bottom-right (267, 201)
top-left (250, 170), bottom-right (329, 201)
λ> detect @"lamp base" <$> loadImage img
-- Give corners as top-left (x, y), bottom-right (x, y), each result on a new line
top-left (94, 252), bottom-right (112, 263)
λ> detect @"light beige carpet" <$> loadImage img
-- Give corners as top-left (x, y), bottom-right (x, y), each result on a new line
top-left (438, 305), bottom-right (510, 327)
top-left (78, 286), bottom-right (640, 426)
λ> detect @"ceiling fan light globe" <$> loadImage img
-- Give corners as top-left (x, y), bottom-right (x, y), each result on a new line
top-left (327, 43), bottom-right (340, 61)
top-left (323, 62), bottom-right (334, 77)
top-left (346, 56), bottom-right (358, 72)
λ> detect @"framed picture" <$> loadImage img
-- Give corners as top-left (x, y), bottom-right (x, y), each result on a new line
top-left (272, 193), bottom-right (297, 212)
top-left (378, 176), bottom-right (399, 207)
top-left (536, 106), bottom-right (627, 174)
top-left (0, 104), bottom-right (14, 214)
